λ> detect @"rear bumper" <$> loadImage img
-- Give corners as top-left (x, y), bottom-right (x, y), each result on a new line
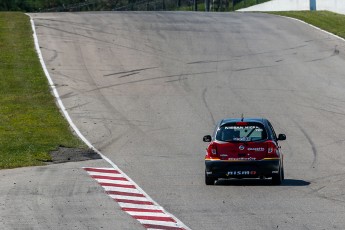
top-left (205, 158), bottom-right (281, 179)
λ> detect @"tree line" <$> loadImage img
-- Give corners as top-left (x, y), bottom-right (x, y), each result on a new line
top-left (0, 0), bottom-right (268, 12)
top-left (0, 0), bottom-right (121, 12)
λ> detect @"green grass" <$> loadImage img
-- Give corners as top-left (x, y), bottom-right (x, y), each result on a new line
top-left (0, 12), bottom-right (85, 169)
top-left (269, 11), bottom-right (345, 39)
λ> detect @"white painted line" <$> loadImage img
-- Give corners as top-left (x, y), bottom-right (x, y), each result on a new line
top-left (118, 203), bottom-right (162, 210)
top-left (102, 186), bottom-right (141, 194)
top-left (126, 212), bottom-right (172, 217)
top-left (87, 170), bottom-right (120, 174)
top-left (109, 194), bottom-right (151, 202)
top-left (96, 179), bottom-right (132, 185)
top-left (145, 228), bottom-right (182, 230)
top-left (146, 229), bottom-right (178, 230)
top-left (91, 175), bottom-right (127, 180)
top-left (88, 172), bottom-right (125, 177)
top-left (29, 15), bottom-right (190, 230)
top-left (137, 220), bottom-right (179, 227)
top-left (28, 16), bottom-right (98, 155)
top-left (272, 14), bottom-right (345, 42)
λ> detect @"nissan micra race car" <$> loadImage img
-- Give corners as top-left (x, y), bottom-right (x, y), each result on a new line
top-left (203, 118), bottom-right (286, 185)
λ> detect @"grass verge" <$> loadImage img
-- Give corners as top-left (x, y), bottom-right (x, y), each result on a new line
top-left (0, 12), bottom-right (85, 169)
top-left (268, 11), bottom-right (345, 39)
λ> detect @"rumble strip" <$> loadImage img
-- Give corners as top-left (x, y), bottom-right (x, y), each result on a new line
top-left (84, 167), bottom-right (188, 230)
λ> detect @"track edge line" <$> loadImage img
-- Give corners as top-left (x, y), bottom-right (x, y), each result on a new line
top-left (27, 13), bottom-right (190, 230)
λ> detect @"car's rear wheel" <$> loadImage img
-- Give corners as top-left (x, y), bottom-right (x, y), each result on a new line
top-left (205, 171), bottom-right (216, 185)
top-left (272, 166), bottom-right (284, 185)
top-left (282, 166), bottom-right (285, 180)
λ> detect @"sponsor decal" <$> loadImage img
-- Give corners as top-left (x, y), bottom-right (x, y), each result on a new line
top-left (228, 157), bottom-right (256, 161)
top-left (234, 137), bottom-right (251, 141)
top-left (225, 126), bottom-right (262, 130)
top-left (247, 147), bottom-right (265, 152)
top-left (239, 145), bottom-right (245, 150)
top-left (226, 171), bottom-right (257, 176)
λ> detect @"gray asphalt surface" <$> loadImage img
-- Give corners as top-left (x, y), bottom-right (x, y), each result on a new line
top-left (0, 160), bottom-right (142, 229)
top-left (16, 11), bottom-right (345, 229)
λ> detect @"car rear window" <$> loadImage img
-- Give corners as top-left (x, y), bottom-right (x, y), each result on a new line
top-left (216, 122), bottom-right (267, 142)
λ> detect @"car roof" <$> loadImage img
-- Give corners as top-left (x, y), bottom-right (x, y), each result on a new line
top-left (219, 118), bottom-right (267, 127)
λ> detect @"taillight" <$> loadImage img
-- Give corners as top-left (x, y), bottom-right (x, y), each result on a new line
top-left (266, 141), bottom-right (278, 158)
top-left (236, 122), bottom-right (248, 126)
top-left (207, 142), bottom-right (218, 157)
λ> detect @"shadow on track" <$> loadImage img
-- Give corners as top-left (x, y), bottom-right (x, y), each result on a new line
top-left (215, 178), bottom-right (310, 186)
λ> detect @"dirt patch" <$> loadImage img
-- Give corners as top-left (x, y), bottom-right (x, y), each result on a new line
top-left (47, 147), bottom-right (102, 164)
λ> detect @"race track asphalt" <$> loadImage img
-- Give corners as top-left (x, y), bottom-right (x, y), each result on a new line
top-left (3, 11), bottom-right (345, 230)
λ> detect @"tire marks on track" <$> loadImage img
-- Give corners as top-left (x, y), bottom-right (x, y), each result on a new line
top-left (202, 88), bottom-right (216, 126)
top-left (84, 167), bottom-right (189, 230)
top-left (293, 120), bottom-right (318, 168)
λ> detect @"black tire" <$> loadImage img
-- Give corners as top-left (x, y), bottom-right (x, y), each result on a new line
top-left (205, 172), bottom-right (216, 185)
top-left (282, 166), bottom-right (285, 181)
top-left (272, 166), bottom-right (283, 185)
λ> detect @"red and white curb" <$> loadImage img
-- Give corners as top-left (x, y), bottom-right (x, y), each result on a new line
top-left (84, 167), bottom-right (189, 230)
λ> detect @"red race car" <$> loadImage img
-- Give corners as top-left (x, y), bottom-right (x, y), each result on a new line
top-left (203, 118), bottom-right (286, 185)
